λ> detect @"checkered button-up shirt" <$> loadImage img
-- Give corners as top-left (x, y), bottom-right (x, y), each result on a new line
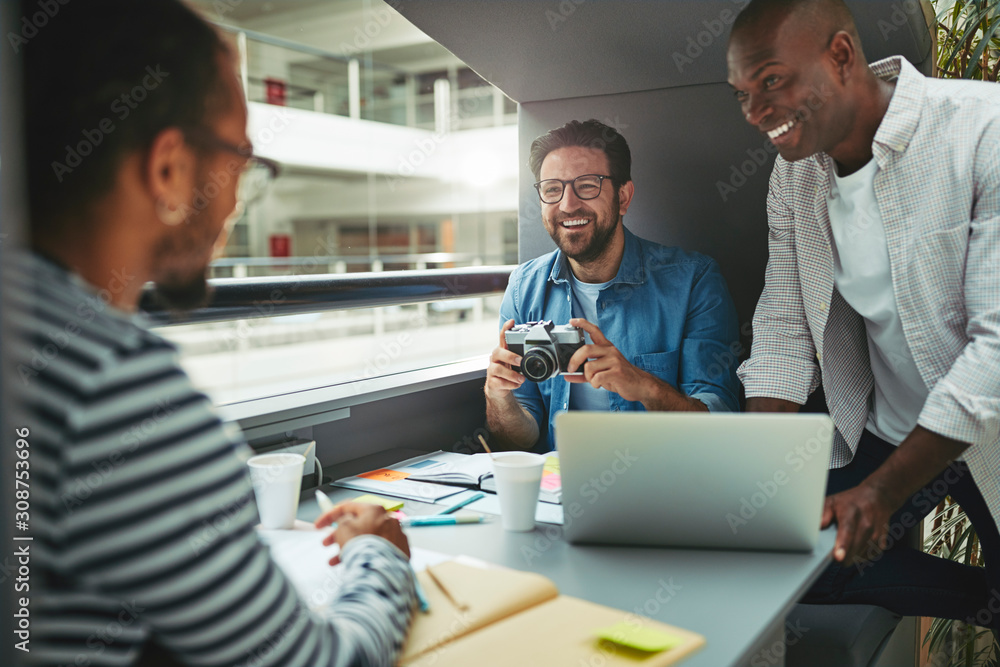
top-left (738, 56), bottom-right (1000, 527)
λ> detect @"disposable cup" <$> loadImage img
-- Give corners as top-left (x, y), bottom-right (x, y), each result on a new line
top-left (491, 452), bottom-right (546, 532)
top-left (247, 453), bottom-right (306, 530)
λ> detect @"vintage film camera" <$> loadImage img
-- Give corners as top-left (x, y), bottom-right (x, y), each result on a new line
top-left (503, 320), bottom-right (586, 382)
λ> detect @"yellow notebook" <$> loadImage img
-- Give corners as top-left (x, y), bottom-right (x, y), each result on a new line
top-left (401, 560), bottom-right (705, 666)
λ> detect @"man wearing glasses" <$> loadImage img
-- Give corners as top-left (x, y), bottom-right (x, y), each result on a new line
top-left (10, 1), bottom-right (416, 665)
top-left (485, 119), bottom-right (741, 451)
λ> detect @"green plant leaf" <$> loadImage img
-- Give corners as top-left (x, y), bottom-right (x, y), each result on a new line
top-left (962, 3), bottom-right (1000, 77)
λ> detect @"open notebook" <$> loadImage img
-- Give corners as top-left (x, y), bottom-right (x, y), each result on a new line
top-left (336, 451), bottom-right (562, 504)
top-left (402, 560), bottom-right (705, 667)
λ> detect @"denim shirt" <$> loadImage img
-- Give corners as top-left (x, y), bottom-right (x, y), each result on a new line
top-left (500, 227), bottom-right (741, 452)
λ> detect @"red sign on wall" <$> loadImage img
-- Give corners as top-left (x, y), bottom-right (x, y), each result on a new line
top-left (264, 77), bottom-right (287, 106)
top-left (269, 234), bottom-right (291, 258)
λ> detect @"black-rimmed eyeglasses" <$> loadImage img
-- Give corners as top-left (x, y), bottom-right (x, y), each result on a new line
top-left (533, 174), bottom-right (611, 204)
top-left (184, 129), bottom-right (281, 205)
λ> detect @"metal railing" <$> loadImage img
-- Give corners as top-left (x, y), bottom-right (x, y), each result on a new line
top-left (208, 252), bottom-right (506, 278)
top-left (141, 266), bottom-right (515, 326)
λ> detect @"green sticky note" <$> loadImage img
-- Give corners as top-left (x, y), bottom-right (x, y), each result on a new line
top-left (594, 623), bottom-right (682, 652)
top-left (353, 494), bottom-right (404, 511)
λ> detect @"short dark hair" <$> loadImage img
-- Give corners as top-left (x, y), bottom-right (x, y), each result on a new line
top-left (528, 119), bottom-right (632, 188)
top-left (731, 0), bottom-right (859, 48)
top-left (21, 0), bottom-right (231, 231)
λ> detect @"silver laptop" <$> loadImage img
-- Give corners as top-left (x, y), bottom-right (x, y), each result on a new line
top-left (556, 412), bottom-right (833, 552)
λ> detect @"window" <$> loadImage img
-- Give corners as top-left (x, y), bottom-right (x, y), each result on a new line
top-left (160, 0), bottom-right (519, 406)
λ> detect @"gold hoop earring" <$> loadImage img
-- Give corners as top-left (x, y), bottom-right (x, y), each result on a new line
top-left (155, 198), bottom-right (187, 226)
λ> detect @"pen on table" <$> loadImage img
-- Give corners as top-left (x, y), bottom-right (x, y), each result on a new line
top-left (425, 565), bottom-right (469, 611)
top-left (435, 492), bottom-right (485, 515)
top-left (314, 489), bottom-right (338, 516)
top-left (402, 512), bottom-right (485, 527)
top-left (314, 490), bottom-right (431, 612)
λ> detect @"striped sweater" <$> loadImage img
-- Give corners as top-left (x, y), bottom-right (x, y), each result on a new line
top-left (8, 252), bottom-right (416, 666)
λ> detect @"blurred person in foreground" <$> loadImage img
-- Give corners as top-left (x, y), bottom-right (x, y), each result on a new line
top-left (9, 1), bottom-right (415, 665)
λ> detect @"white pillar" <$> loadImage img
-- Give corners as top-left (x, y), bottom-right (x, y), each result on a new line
top-left (349, 59), bottom-right (361, 120)
top-left (405, 74), bottom-right (417, 127)
top-left (237, 32), bottom-right (249, 102)
top-left (434, 78), bottom-right (451, 134)
top-left (493, 86), bottom-right (505, 127)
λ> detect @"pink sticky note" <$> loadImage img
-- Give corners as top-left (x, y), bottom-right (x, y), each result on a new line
top-left (541, 473), bottom-right (561, 492)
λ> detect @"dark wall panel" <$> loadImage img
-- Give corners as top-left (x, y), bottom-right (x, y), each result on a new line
top-left (312, 378), bottom-right (489, 466)
top-left (519, 82), bottom-right (773, 352)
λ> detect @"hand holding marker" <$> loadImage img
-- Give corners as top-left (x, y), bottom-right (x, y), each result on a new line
top-left (313, 489), bottom-right (431, 612)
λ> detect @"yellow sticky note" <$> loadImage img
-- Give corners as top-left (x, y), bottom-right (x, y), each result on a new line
top-left (352, 494), bottom-right (405, 511)
top-left (594, 623), bottom-right (681, 652)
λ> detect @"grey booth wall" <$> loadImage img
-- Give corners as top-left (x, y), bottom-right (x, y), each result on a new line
top-left (399, 0), bottom-right (934, 400)
top-left (518, 84), bottom-right (775, 349)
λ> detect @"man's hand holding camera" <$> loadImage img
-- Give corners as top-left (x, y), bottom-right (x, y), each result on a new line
top-left (489, 317), bottom-right (707, 412)
top-left (563, 318), bottom-right (657, 403)
top-left (484, 319), bottom-right (540, 450)
top-left (564, 319), bottom-right (705, 411)
top-left (485, 319), bottom-right (526, 401)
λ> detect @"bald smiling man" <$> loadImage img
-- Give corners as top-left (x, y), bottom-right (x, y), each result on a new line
top-left (728, 0), bottom-right (1000, 635)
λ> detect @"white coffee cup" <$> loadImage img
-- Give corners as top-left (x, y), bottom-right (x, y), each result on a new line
top-left (491, 452), bottom-right (546, 532)
top-left (247, 453), bottom-right (306, 530)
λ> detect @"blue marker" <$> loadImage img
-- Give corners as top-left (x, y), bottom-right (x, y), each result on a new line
top-left (402, 512), bottom-right (485, 527)
top-left (435, 492), bottom-right (486, 515)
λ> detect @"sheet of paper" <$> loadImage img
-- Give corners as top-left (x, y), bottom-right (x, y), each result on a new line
top-left (257, 522), bottom-right (452, 616)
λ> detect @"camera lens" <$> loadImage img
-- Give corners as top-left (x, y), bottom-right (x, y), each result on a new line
top-left (521, 348), bottom-right (557, 382)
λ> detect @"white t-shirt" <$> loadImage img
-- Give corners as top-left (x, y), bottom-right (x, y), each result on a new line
top-left (826, 159), bottom-right (928, 445)
top-left (568, 273), bottom-right (611, 411)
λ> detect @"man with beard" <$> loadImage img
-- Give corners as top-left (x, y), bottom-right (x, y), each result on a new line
top-left (9, 1), bottom-right (416, 665)
top-left (485, 119), bottom-right (741, 451)
top-left (728, 0), bottom-right (1000, 633)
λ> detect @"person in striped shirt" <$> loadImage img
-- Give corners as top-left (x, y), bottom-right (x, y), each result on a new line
top-left (728, 0), bottom-right (1000, 634)
top-left (11, 0), bottom-right (417, 664)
